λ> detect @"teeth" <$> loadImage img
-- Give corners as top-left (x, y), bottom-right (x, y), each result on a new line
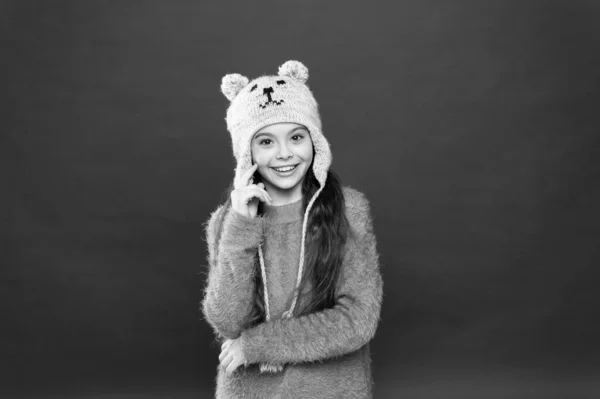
top-left (274, 165), bottom-right (296, 172)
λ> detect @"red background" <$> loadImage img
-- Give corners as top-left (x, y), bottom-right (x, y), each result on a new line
top-left (3, 1), bottom-right (600, 397)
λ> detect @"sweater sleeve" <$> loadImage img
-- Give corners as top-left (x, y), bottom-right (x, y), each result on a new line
top-left (240, 191), bottom-right (383, 365)
top-left (201, 205), bottom-right (265, 340)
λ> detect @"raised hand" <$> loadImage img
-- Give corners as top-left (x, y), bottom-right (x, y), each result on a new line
top-left (231, 164), bottom-right (273, 218)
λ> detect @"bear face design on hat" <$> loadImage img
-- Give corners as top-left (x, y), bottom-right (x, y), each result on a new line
top-left (221, 60), bottom-right (332, 190)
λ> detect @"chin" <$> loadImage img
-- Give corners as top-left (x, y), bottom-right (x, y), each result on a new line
top-left (268, 178), bottom-right (302, 191)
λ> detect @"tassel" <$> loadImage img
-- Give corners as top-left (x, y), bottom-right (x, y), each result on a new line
top-left (260, 363), bottom-right (284, 373)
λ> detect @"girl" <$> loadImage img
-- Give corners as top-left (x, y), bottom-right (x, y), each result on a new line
top-left (202, 60), bottom-right (383, 398)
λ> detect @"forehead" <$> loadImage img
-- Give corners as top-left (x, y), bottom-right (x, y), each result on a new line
top-left (254, 123), bottom-right (307, 137)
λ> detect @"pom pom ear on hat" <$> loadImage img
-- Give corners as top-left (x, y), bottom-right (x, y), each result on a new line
top-left (221, 73), bottom-right (249, 101)
top-left (278, 60), bottom-right (309, 83)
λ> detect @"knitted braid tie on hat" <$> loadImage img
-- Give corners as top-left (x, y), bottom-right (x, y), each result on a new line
top-left (221, 60), bottom-right (332, 373)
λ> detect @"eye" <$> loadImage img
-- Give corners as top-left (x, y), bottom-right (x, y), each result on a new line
top-left (291, 134), bottom-right (304, 141)
top-left (259, 139), bottom-right (272, 146)
top-left (250, 84), bottom-right (258, 92)
top-left (276, 80), bottom-right (286, 86)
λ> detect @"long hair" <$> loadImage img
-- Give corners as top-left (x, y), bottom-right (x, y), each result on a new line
top-left (211, 163), bottom-right (349, 329)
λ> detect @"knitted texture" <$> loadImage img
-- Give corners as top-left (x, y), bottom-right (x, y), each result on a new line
top-left (219, 61), bottom-right (334, 374)
top-left (202, 187), bottom-right (383, 398)
top-left (221, 60), bottom-right (331, 189)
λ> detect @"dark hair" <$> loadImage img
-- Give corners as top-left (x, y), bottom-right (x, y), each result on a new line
top-left (211, 164), bottom-right (349, 329)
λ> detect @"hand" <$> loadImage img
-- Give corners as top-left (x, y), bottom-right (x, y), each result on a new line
top-left (231, 163), bottom-right (273, 218)
top-left (219, 338), bottom-right (247, 375)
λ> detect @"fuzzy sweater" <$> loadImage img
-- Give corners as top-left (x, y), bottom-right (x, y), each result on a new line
top-left (202, 186), bottom-right (383, 398)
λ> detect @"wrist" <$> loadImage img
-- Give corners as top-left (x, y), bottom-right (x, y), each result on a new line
top-left (232, 208), bottom-right (250, 218)
top-left (220, 209), bottom-right (265, 247)
top-left (239, 333), bottom-right (256, 365)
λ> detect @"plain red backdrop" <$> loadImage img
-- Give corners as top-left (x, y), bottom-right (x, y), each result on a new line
top-left (3, 0), bottom-right (600, 397)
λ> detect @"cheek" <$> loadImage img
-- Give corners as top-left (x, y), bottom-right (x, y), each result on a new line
top-left (251, 146), bottom-right (269, 166)
top-left (299, 142), bottom-right (314, 161)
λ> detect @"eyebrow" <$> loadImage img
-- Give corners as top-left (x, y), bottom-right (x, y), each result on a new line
top-left (253, 126), bottom-right (308, 139)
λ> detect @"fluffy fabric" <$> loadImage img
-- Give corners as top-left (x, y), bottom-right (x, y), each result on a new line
top-left (221, 73), bottom-right (249, 101)
top-left (201, 186), bottom-right (383, 398)
top-left (203, 207), bottom-right (265, 338)
top-left (220, 60), bottom-right (333, 349)
top-left (278, 60), bottom-right (309, 83)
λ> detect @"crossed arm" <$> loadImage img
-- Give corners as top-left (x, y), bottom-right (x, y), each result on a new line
top-left (240, 194), bottom-right (383, 366)
top-left (204, 193), bottom-right (383, 367)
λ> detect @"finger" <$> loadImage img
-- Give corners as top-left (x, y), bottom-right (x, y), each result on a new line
top-left (242, 186), bottom-right (272, 205)
top-left (219, 343), bottom-right (232, 362)
top-left (221, 339), bottom-right (232, 351)
top-left (236, 164), bottom-right (259, 189)
top-left (257, 188), bottom-right (272, 204)
top-left (226, 357), bottom-right (241, 375)
top-left (220, 352), bottom-right (232, 368)
top-left (254, 186), bottom-right (272, 203)
top-left (256, 183), bottom-right (274, 202)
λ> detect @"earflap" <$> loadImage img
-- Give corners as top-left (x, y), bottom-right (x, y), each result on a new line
top-left (221, 73), bottom-right (249, 101)
top-left (307, 125), bottom-right (331, 187)
top-left (278, 60), bottom-right (309, 83)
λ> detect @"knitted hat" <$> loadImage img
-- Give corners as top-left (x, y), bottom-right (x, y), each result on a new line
top-left (222, 60), bottom-right (331, 188)
top-left (221, 61), bottom-right (331, 372)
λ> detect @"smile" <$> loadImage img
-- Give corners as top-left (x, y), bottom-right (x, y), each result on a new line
top-left (271, 165), bottom-right (297, 173)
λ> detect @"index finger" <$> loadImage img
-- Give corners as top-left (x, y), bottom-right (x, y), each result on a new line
top-left (221, 339), bottom-right (233, 351)
top-left (235, 163), bottom-right (258, 189)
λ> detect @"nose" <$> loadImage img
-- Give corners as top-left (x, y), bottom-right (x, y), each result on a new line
top-left (263, 86), bottom-right (274, 102)
top-left (276, 142), bottom-right (293, 160)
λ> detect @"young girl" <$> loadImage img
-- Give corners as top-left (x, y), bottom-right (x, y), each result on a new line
top-left (202, 60), bottom-right (383, 398)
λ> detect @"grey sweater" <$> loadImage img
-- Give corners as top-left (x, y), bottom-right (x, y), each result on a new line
top-left (202, 186), bottom-right (383, 398)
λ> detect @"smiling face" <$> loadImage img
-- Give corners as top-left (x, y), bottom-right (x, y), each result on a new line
top-left (251, 122), bottom-right (314, 205)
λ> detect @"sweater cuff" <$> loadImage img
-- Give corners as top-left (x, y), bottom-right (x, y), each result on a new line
top-left (220, 209), bottom-right (265, 249)
top-left (240, 329), bottom-right (263, 365)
